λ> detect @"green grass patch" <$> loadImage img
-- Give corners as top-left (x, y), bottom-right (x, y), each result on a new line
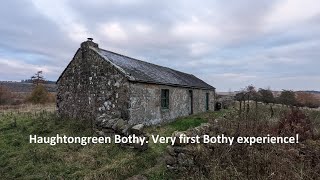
top-left (168, 117), bottom-right (207, 131)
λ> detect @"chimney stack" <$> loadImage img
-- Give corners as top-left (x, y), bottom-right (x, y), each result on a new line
top-left (81, 38), bottom-right (98, 48)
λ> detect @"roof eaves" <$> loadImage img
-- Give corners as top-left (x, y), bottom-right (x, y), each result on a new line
top-left (129, 79), bottom-right (215, 90)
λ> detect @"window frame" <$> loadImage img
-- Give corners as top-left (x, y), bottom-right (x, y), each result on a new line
top-left (161, 89), bottom-right (169, 109)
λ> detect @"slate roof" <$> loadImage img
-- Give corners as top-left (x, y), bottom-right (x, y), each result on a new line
top-left (94, 48), bottom-right (215, 90)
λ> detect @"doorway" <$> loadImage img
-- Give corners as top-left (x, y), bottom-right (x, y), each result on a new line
top-left (206, 93), bottom-right (209, 111)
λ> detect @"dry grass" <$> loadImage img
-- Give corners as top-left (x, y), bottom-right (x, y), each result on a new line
top-left (0, 103), bottom-right (56, 114)
top-left (175, 105), bottom-right (320, 180)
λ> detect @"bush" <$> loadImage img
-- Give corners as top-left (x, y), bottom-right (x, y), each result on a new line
top-left (296, 92), bottom-right (320, 108)
top-left (0, 85), bottom-right (14, 105)
top-left (278, 108), bottom-right (314, 140)
top-left (27, 84), bottom-right (50, 104)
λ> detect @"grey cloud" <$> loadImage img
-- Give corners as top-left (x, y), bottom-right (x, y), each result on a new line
top-left (0, 0), bottom-right (319, 91)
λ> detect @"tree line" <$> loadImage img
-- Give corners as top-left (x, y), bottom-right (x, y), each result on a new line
top-left (234, 85), bottom-right (320, 117)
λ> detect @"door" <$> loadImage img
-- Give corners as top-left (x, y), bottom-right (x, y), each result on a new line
top-left (189, 90), bottom-right (193, 114)
top-left (206, 93), bottom-right (209, 111)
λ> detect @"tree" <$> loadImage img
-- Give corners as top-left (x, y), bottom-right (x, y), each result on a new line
top-left (258, 88), bottom-right (275, 117)
top-left (31, 71), bottom-right (45, 85)
top-left (277, 90), bottom-right (296, 107)
top-left (245, 85), bottom-right (256, 114)
top-left (234, 85), bottom-right (258, 117)
top-left (258, 88), bottom-right (274, 104)
top-left (28, 71), bottom-right (50, 104)
top-left (235, 91), bottom-right (246, 115)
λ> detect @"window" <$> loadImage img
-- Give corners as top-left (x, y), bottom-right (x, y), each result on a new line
top-left (161, 89), bottom-right (169, 109)
top-left (206, 93), bottom-right (209, 111)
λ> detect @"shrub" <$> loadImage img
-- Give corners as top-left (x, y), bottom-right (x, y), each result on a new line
top-left (296, 92), bottom-right (320, 108)
top-left (277, 108), bottom-right (314, 140)
top-left (0, 85), bottom-right (14, 105)
top-left (27, 84), bottom-right (50, 104)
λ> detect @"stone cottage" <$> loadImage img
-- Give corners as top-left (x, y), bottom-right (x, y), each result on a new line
top-left (57, 38), bottom-right (216, 126)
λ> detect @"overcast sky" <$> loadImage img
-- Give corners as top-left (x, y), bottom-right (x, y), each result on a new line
top-left (0, 0), bottom-right (319, 91)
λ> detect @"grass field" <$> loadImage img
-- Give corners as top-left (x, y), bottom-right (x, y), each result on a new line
top-left (1, 102), bottom-right (320, 179)
top-left (0, 106), bottom-right (225, 180)
top-left (0, 103), bottom-right (56, 114)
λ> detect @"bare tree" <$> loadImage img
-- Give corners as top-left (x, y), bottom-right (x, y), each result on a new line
top-left (235, 91), bottom-right (245, 115)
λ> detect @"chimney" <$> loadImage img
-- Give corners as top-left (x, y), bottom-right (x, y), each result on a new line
top-left (81, 38), bottom-right (99, 48)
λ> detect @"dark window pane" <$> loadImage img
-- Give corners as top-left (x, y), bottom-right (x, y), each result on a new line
top-left (161, 89), bottom-right (169, 109)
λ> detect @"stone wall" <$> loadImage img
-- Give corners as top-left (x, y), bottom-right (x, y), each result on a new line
top-left (165, 123), bottom-right (215, 172)
top-left (57, 43), bottom-right (130, 122)
top-left (128, 82), bottom-right (215, 125)
top-left (95, 119), bottom-right (149, 151)
top-left (57, 48), bottom-right (90, 120)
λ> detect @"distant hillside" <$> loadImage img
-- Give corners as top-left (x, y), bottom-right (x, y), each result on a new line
top-left (20, 79), bottom-right (56, 84)
top-left (302, 90), bottom-right (320, 94)
top-left (0, 81), bottom-right (57, 93)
